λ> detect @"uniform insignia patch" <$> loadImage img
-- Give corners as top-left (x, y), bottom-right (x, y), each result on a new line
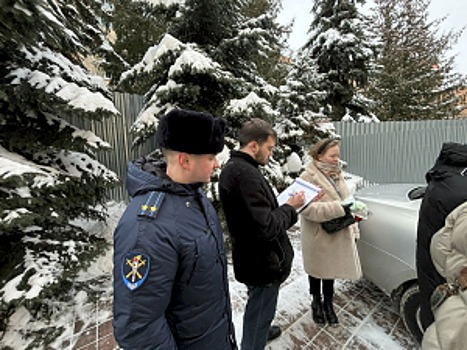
top-left (138, 191), bottom-right (165, 219)
top-left (121, 252), bottom-right (150, 290)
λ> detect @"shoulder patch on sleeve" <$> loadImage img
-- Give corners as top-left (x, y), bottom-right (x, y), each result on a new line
top-left (138, 191), bottom-right (165, 219)
top-left (121, 252), bottom-right (150, 290)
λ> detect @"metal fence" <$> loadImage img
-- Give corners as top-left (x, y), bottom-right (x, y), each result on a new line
top-left (334, 120), bottom-right (467, 184)
top-left (104, 93), bottom-right (149, 201)
top-left (84, 94), bottom-right (467, 201)
top-left (79, 93), bottom-right (147, 202)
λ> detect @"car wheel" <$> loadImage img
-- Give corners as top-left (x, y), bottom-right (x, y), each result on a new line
top-left (399, 284), bottom-right (423, 343)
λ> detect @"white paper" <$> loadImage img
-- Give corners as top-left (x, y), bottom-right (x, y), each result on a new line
top-left (277, 178), bottom-right (323, 212)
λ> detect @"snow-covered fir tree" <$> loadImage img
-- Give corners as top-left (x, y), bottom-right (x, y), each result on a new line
top-left (214, 0), bottom-right (294, 142)
top-left (0, 0), bottom-right (120, 346)
top-left (171, 0), bottom-right (244, 49)
top-left (303, 0), bottom-right (376, 121)
top-left (240, 0), bottom-right (290, 87)
top-left (108, 0), bottom-right (178, 85)
top-left (279, 50), bottom-right (328, 120)
top-left (365, 0), bottom-right (465, 120)
top-left (274, 49), bottom-right (329, 186)
top-left (118, 0), bottom-right (309, 191)
top-left (119, 33), bottom-right (238, 145)
top-left (213, 0), bottom-right (289, 94)
top-left (118, 0), bottom-right (243, 142)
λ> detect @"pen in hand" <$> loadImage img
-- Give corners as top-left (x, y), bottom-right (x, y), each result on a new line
top-left (286, 190), bottom-right (306, 210)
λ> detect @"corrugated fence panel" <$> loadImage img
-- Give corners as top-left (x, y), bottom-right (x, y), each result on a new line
top-left (109, 93), bottom-right (148, 202)
top-left (334, 120), bottom-right (467, 184)
top-left (67, 93), bottom-right (145, 202)
top-left (109, 93), bottom-right (146, 202)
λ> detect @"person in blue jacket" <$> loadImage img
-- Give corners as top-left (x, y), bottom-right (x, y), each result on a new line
top-left (113, 109), bottom-right (237, 349)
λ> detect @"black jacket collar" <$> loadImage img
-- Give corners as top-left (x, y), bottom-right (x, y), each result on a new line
top-left (230, 150), bottom-right (261, 168)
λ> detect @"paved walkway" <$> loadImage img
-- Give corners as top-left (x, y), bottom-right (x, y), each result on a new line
top-left (53, 228), bottom-right (420, 350)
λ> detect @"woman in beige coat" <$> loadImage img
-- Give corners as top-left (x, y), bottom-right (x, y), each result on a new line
top-left (299, 138), bottom-right (362, 326)
top-left (421, 201), bottom-right (467, 350)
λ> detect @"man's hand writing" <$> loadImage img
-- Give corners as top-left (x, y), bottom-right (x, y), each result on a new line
top-left (286, 191), bottom-right (306, 210)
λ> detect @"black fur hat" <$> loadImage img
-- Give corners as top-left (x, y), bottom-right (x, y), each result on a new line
top-left (155, 109), bottom-right (226, 154)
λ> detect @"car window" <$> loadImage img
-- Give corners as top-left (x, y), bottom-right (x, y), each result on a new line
top-left (408, 186), bottom-right (426, 200)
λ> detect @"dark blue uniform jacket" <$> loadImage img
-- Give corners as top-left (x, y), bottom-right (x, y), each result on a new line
top-left (113, 158), bottom-right (236, 349)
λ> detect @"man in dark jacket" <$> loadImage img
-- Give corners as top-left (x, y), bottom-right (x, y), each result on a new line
top-left (113, 109), bottom-right (237, 349)
top-left (416, 142), bottom-right (467, 331)
top-left (219, 118), bottom-right (305, 350)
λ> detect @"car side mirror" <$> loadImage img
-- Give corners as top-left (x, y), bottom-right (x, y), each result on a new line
top-left (408, 186), bottom-right (426, 200)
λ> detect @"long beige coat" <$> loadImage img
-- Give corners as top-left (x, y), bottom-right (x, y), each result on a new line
top-left (421, 201), bottom-right (467, 350)
top-left (299, 161), bottom-right (362, 280)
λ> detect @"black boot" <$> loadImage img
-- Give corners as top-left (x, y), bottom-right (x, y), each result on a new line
top-left (311, 295), bottom-right (325, 325)
top-left (323, 299), bottom-right (338, 326)
top-left (267, 325), bottom-right (282, 341)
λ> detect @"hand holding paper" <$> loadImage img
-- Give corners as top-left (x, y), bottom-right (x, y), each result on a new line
top-left (277, 178), bottom-right (324, 212)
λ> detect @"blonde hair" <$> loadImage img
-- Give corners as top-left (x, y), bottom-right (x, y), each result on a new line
top-left (309, 138), bottom-right (340, 160)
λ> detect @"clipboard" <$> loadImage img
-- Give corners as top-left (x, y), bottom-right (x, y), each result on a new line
top-left (277, 178), bottom-right (324, 212)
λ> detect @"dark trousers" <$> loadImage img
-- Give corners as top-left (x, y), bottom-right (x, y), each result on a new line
top-left (241, 283), bottom-right (279, 350)
top-left (308, 275), bottom-right (334, 300)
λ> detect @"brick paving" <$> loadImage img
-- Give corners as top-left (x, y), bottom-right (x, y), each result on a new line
top-left (53, 228), bottom-right (420, 350)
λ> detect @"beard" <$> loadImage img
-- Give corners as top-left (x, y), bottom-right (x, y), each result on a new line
top-left (253, 149), bottom-right (269, 166)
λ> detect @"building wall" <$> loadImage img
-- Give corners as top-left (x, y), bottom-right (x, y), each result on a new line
top-left (455, 87), bottom-right (467, 118)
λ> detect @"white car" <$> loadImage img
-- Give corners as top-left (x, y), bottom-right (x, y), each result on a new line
top-left (355, 183), bottom-right (426, 343)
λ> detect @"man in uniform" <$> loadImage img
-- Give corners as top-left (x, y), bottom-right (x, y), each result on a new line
top-left (113, 109), bottom-right (236, 349)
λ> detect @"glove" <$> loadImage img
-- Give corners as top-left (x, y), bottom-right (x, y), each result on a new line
top-left (342, 203), bottom-right (353, 214)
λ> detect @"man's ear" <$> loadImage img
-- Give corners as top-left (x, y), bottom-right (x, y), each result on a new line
top-left (178, 152), bottom-right (191, 170)
top-left (247, 140), bottom-right (258, 152)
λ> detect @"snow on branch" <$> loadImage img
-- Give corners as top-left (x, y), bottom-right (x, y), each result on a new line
top-left (42, 112), bottom-right (111, 151)
top-left (9, 68), bottom-right (118, 115)
top-left (119, 34), bottom-right (184, 83)
top-left (0, 146), bottom-right (60, 189)
top-left (226, 91), bottom-right (279, 117)
top-left (20, 45), bottom-right (109, 90)
top-left (139, 0), bottom-right (184, 7)
top-left (33, 150), bottom-right (118, 181)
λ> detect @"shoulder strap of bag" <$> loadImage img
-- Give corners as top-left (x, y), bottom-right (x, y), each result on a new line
top-left (317, 168), bottom-right (343, 199)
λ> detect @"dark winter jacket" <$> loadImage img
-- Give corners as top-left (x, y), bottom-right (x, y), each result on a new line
top-left (113, 157), bottom-right (236, 350)
top-left (219, 150), bottom-right (297, 286)
top-left (416, 142), bottom-right (467, 330)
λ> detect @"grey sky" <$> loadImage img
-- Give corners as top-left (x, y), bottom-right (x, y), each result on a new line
top-left (279, 0), bottom-right (467, 75)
